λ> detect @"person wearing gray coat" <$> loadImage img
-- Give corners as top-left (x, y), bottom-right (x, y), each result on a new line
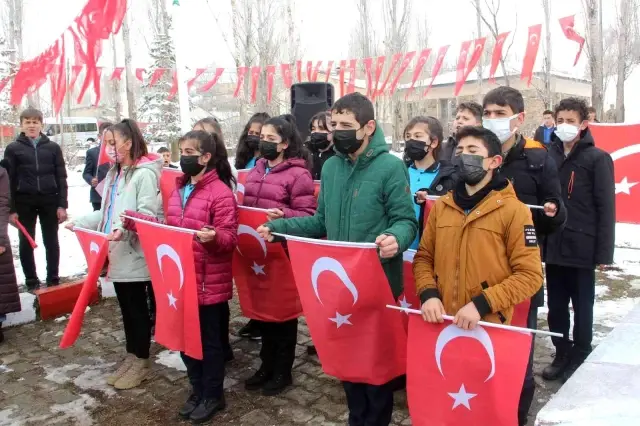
top-left (0, 162), bottom-right (20, 343)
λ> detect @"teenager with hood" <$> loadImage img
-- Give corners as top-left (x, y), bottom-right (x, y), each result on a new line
top-left (306, 111), bottom-right (336, 180)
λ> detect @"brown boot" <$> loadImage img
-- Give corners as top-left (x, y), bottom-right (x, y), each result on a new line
top-left (113, 357), bottom-right (150, 390)
top-left (107, 354), bottom-right (135, 386)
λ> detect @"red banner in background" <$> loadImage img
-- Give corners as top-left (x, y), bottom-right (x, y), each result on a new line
top-left (160, 168), bottom-right (183, 216)
top-left (590, 122), bottom-right (640, 224)
top-left (521, 24), bottom-right (542, 86)
top-left (233, 66), bottom-right (248, 98)
top-left (423, 45), bottom-right (449, 97)
top-left (489, 32), bottom-right (510, 83)
top-left (250, 66), bottom-right (261, 103)
top-left (236, 168), bottom-right (250, 204)
top-left (233, 207), bottom-right (301, 321)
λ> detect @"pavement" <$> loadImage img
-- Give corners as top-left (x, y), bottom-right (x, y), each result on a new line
top-left (0, 297), bottom-right (562, 426)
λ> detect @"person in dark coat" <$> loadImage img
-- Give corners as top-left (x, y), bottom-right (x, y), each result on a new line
top-left (306, 111), bottom-right (336, 180)
top-left (533, 110), bottom-right (556, 145)
top-left (0, 162), bottom-right (20, 343)
top-left (83, 121), bottom-right (113, 211)
top-left (3, 107), bottom-right (68, 290)
top-left (482, 86), bottom-right (566, 426)
top-left (439, 101), bottom-right (483, 162)
top-left (543, 97), bottom-right (615, 383)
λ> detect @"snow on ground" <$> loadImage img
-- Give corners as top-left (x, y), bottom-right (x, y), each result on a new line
top-left (43, 358), bottom-right (117, 398)
top-left (155, 350), bottom-right (187, 372)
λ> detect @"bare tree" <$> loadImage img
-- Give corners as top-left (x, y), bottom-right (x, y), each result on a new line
top-left (582, 0), bottom-right (604, 118)
top-left (121, 15), bottom-right (137, 120)
top-left (542, 0), bottom-right (552, 108)
top-left (612, 0), bottom-right (640, 122)
top-left (470, 0), bottom-right (518, 86)
top-left (475, 0), bottom-right (484, 100)
top-left (110, 34), bottom-right (122, 121)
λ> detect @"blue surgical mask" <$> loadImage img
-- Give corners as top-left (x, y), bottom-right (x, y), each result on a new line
top-left (482, 114), bottom-right (519, 144)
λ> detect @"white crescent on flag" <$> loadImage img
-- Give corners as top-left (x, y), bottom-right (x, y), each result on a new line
top-left (609, 143), bottom-right (640, 162)
top-left (311, 256), bottom-right (359, 306)
top-left (435, 324), bottom-right (496, 382)
top-left (236, 224), bottom-right (267, 258)
top-left (529, 34), bottom-right (539, 44)
top-left (156, 244), bottom-right (185, 290)
top-left (89, 241), bottom-right (100, 255)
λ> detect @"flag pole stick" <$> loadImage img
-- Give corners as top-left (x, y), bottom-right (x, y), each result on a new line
top-left (423, 194), bottom-right (544, 210)
top-left (386, 304), bottom-right (563, 338)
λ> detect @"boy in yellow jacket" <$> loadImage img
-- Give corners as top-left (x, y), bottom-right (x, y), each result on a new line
top-left (413, 126), bottom-right (542, 330)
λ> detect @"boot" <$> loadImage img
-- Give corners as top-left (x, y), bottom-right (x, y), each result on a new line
top-left (189, 396), bottom-right (226, 424)
top-left (542, 346), bottom-right (571, 381)
top-left (244, 368), bottom-right (272, 391)
top-left (561, 348), bottom-right (591, 383)
top-left (107, 354), bottom-right (136, 386)
top-left (262, 373), bottom-right (292, 396)
top-left (113, 358), bottom-right (150, 390)
top-left (238, 320), bottom-right (261, 341)
top-left (25, 278), bottom-right (40, 291)
top-left (178, 393), bottom-right (201, 419)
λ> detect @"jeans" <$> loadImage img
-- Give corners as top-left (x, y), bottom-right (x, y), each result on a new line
top-left (113, 281), bottom-right (152, 359)
top-left (342, 380), bottom-right (395, 426)
top-left (16, 201), bottom-right (60, 282)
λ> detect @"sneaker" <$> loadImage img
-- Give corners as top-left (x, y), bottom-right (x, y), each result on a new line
top-left (113, 358), bottom-right (150, 390)
top-left (189, 397), bottom-right (226, 424)
top-left (238, 321), bottom-right (261, 341)
top-left (178, 393), bottom-right (201, 419)
top-left (25, 278), bottom-right (41, 291)
top-left (542, 348), bottom-right (571, 381)
top-left (106, 354), bottom-right (136, 386)
top-left (262, 373), bottom-right (292, 396)
top-left (244, 368), bottom-right (272, 391)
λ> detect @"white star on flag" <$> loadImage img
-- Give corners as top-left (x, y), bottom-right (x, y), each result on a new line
top-left (615, 177), bottom-right (638, 195)
top-left (329, 312), bottom-right (352, 328)
top-left (167, 291), bottom-right (178, 309)
top-left (399, 295), bottom-right (412, 313)
top-left (251, 262), bottom-right (266, 275)
top-left (448, 384), bottom-right (477, 410)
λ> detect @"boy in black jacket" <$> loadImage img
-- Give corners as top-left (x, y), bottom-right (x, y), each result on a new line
top-left (83, 121), bottom-right (113, 211)
top-left (543, 97), bottom-right (615, 382)
top-left (4, 108), bottom-right (68, 290)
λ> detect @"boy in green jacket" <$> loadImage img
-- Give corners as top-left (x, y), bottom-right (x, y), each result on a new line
top-left (258, 92), bottom-right (417, 426)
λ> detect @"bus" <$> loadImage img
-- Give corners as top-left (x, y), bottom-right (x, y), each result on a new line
top-left (44, 117), bottom-right (100, 148)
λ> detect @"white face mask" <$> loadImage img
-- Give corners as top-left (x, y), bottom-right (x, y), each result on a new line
top-left (555, 123), bottom-right (580, 143)
top-left (482, 114), bottom-right (519, 144)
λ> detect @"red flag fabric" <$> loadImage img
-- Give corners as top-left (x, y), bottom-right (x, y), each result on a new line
top-left (346, 59), bottom-right (357, 94)
top-left (511, 299), bottom-right (531, 328)
top-left (489, 32), bottom-right (511, 83)
top-left (338, 60), bottom-right (346, 97)
top-left (250, 66), bottom-right (261, 103)
top-left (306, 61), bottom-right (313, 81)
top-left (135, 68), bottom-right (145, 82)
top-left (311, 61), bottom-right (322, 82)
top-left (69, 65), bottom-right (84, 92)
top-left (199, 67), bottom-right (224, 92)
top-left (134, 219), bottom-right (202, 360)
top-left (455, 38), bottom-right (486, 96)
top-left (559, 15), bottom-right (586, 66)
top-left (423, 46), bottom-right (449, 97)
top-left (389, 51), bottom-right (416, 96)
top-left (110, 67), bottom-right (124, 80)
top-left (233, 66), bottom-right (248, 98)
top-left (521, 24), bottom-right (542, 86)
top-left (407, 316), bottom-right (531, 426)
top-left (406, 49), bottom-right (431, 100)
top-left (281, 63), bottom-right (293, 89)
top-left (377, 53), bottom-right (402, 99)
top-left (455, 41), bottom-right (472, 96)
top-left (236, 168), bottom-right (250, 204)
top-left (97, 140), bottom-right (112, 167)
top-left (590, 122), bottom-right (640, 224)
top-left (296, 60), bottom-right (303, 82)
top-left (266, 65), bottom-right (276, 104)
top-left (92, 67), bottom-right (104, 107)
top-left (324, 61), bottom-right (334, 83)
top-left (148, 68), bottom-right (166, 87)
top-left (187, 68), bottom-right (206, 89)
top-left (372, 56), bottom-right (386, 100)
top-left (167, 71), bottom-right (178, 100)
top-left (160, 168), bottom-right (183, 216)
top-left (60, 228), bottom-right (109, 348)
top-left (233, 206), bottom-right (301, 321)
top-left (363, 57), bottom-right (374, 97)
top-left (313, 180), bottom-right (321, 201)
top-left (286, 236), bottom-right (407, 385)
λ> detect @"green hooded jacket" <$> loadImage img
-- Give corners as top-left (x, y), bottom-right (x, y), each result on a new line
top-left (266, 126), bottom-right (418, 297)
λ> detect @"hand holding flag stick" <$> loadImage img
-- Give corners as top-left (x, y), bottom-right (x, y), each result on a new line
top-left (386, 304), bottom-right (563, 338)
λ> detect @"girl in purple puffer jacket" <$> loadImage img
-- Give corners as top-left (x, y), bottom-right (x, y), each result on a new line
top-left (243, 114), bottom-right (316, 396)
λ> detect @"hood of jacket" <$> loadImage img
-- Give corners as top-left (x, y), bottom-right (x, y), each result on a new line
top-left (253, 157), bottom-right (309, 174)
top-left (122, 153), bottom-right (163, 182)
top-left (550, 126), bottom-right (595, 156)
top-left (16, 132), bottom-right (51, 146)
top-left (334, 124), bottom-right (389, 170)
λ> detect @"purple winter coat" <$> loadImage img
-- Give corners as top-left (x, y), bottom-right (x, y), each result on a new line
top-left (243, 158), bottom-right (317, 216)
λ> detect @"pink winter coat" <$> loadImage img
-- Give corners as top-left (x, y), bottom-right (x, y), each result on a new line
top-left (125, 169), bottom-right (238, 305)
top-left (243, 158), bottom-right (317, 216)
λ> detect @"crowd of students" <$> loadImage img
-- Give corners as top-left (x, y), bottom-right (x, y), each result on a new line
top-left (0, 86), bottom-right (615, 426)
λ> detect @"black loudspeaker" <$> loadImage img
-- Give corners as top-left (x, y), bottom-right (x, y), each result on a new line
top-left (291, 82), bottom-right (335, 141)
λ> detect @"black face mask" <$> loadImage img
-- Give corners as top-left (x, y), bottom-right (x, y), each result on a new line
top-left (246, 135), bottom-right (260, 151)
top-left (309, 132), bottom-right (331, 151)
top-left (405, 139), bottom-right (429, 161)
top-left (454, 153), bottom-right (488, 185)
top-left (333, 129), bottom-right (364, 155)
top-left (259, 141), bottom-right (281, 161)
top-left (180, 155), bottom-right (206, 177)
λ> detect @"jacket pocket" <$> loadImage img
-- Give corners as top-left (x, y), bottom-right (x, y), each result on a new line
top-left (560, 227), bottom-right (595, 265)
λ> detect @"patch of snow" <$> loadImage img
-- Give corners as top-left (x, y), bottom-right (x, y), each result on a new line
top-left (155, 350), bottom-right (186, 371)
top-left (85, 306), bottom-right (91, 313)
top-left (43, 358), bottom-right (117, 398)
top-left (49, 394), bottom-right (97, 425)
top-left (54, 315), bottom-right (68, 323)
top-left (54, 331), bottom-right (63, 337)
top-left (0, 365), bottom-right (13, 373)
top-left (3, 293), bottom-right (36, 327)
top-left (615, 223), bottom-right (640, 249)
top-left (612, 247), bottom-right (640, 277)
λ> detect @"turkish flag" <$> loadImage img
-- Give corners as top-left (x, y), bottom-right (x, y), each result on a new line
top-left (110, 67), bottom-right (124, 81)
top-left (455, 38), bottom-right (486, 96)
top-left (233, 66), bottom-right (249, 98)
top-left (397, 250), bottom-right (421, 333)
top-left (160, 168), bottom-right (184, 217)
top-left (313, 180), bottom-right (321, 201)
top-left (135, 68), bottom-right (145, 82)
top-left (134, 218), bottom-right (202, 360)
top-left (406, 48), bottom-right (431, 100)
top-left (559, 15), bottom-right (586, 66)
top-left (407, 315), bottom-right (531, 426)
top-left (60, 228), bottom-right (109, 348)
top-left (363, 57), bottom-right (374, 97)
top-left (423, 46), bottom-right (449, 97)
top-left (521, 24), bottom-right (542, 86)
top-left (236, 168), bottom-right (250, 204)
top-left (286, 237), bottom-right (407, 385)
top-left (148, 68), bottom-right (166, 87)
top-left (455, 41), bottom-right (472, 96)
top-left (250, 66), bottom-right (261, 103)
top-left (389, 51), bottom-right (416, 96)
top-left (187, 68), bottom-right (206, 90)
top-left (167, 71), bottom-right (178, 100)
top-left (590, 123), bottom-right (640, 224)
top-left (266, 65), bottom-right (276, 104)
top-left (489, 32), bottom-right (510, 83)
top-left (324, 61), bottom-right (334, 83)
top-left (199, 68), bottom-right (224, 92)
top-left (280, 63), bottom-right (293, 89)
top-left (377, 53), bottom-right (402, 98)
top-left (233, 206), bottom-right (301, 321)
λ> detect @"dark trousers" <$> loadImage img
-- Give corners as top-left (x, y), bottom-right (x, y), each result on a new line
top-left (256, 319), bottom-right (297, 376)
top-left (113, 281), bottom-right (152, 359)
top-left (16, 201), bottom-right (60, 282)
top-left (147, 282), bottom-right (156, 320)
top-left (546, 264), bottom-right (596, 354)
top-left (181, 303), bottom-right (227, 400)
top-left (518, 303), bottom-right (538, 425)
top-left (91, 202), bottom-right (101, 211)
top-left (342, 380), bottom-right (395, 426)
top-left (221, 302), bottom-right (232, 359)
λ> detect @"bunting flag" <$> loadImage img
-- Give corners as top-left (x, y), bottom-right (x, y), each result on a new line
top-left (266, 65), bottom-right (276, 104)
top-left (455, 41), bottom-right (472, 96)
top-left (167, 71), bottom-right (178, 100)
top-left (489, 32), bottom-right (510, 83)
top-left (92, 67), bottom-right (103, 106)
top-left (406, 48), bottom-right (431, 100)
top-left (250, 65), bottom-right (261, 103)
top-left (363, 57), bottom-right (374, 97)
top-left (306, 60), bottom-right (313, 81)
top-left (296, 60), bottom-right (303, 82)
top-left (372, 56), bottom-right (386, 101)
top-left (338, 60), bottom-right (346, 97)
top-left (521, 24), bottom-right (542, 86)
top-left (324, 60), bottom-right (334, 83)
top-left (110, 67), bottom-right (124, 80)
top-left (559, 15), bottom-right (586, 66)
top-left (311, 61), bottom-right (323, 82)
top-left (346, 58), bottom-right (358, 94)
top-left (198, 67), bottom-right (224, 92)
top-left (186, 68), bottom-right (206, 89)
top-left (233, 66), bottom-right (248, 98)
top-left (50, 38), bottom-right (67, 115)
top-left (135, 67), bottom-right (145, 82)
top-left (423, 45), bottom-right (449, 97)
top-left (377, 53), bottom-right (402, 98)
top-left (148, 68), bottom-right (166, 87)
top-left (69, 65), bottom-right (84, 95)
top-left (281, 63), bottom-right (293, 88)
top-left (389, 51), bottom-right (416, 96)
top-left (455, 38), bottom-right (487, 96)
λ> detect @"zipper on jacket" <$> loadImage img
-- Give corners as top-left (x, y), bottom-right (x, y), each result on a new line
top-left (253, 173), bottom-right (268, 207)
top-left (34, 144), bottom-right (41, 192)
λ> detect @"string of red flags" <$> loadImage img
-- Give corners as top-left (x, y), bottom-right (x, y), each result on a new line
top-left (4, 12), bottom-right (587, 110)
